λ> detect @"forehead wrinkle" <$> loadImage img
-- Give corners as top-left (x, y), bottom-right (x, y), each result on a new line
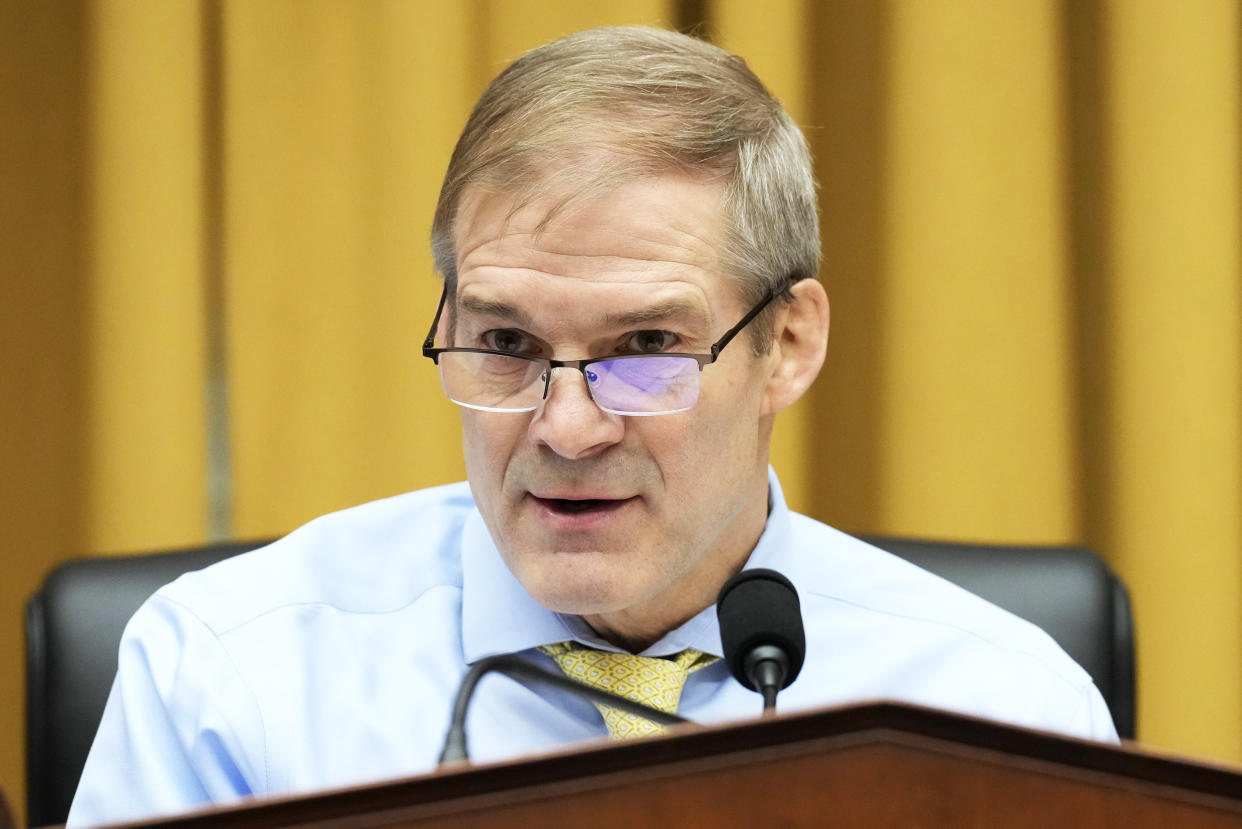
top-left (463, 245), bottom-right (715, 280)
top-left (457, 199), bottom-right (722, 277)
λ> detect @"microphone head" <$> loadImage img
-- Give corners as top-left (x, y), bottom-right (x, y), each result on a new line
top-left (716, 568), bottom-right (806, 691)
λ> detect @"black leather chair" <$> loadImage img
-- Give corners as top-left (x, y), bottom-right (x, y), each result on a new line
top-left (24, 539), bottom-right (271, 828)
top-left (862, 536), bottom-right (1135, 742)
top-left (25, 536), bottom-right (1135, 827)
top-left (0, 785), bottom-right (16, 829)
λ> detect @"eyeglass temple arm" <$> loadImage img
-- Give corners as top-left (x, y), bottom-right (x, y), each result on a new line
top-left (423, 286), bottom-right (449, 354)
top-left (708, 284), bottom-right (785, 360)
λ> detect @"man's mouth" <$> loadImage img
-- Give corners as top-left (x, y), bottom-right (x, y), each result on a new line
top-left (547, 498), bottom-right (611, 514)
top-left (530, 495), bottom-right (634, 519)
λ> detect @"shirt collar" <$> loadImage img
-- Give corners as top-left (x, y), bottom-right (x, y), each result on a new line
top-left (460, 467), bottom-right (793, 662)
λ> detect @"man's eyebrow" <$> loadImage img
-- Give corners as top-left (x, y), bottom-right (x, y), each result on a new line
top-left (458, 293), bottom-right (710, 330)
top-left (457, 294), bottom-right (532, 327)
top-left (609, 299), bottom-right (710, 329)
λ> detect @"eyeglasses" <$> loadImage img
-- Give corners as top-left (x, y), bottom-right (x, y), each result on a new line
top-left (421, 285), bottom-right (783, 416)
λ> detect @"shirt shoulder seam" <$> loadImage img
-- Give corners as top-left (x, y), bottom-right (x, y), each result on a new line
top-left (148, 592), bottom-right (273, 791)
top-left (162, 581), bottom-right (466, 639)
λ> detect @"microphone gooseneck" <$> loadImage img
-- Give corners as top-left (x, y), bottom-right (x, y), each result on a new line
top-left (716, 568), bottom-right (806, 711)
top-left (438, 654), bottom-right (691, 765)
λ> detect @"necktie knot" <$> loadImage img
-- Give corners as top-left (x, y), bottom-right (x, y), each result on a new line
top-left (540, 642), bottom-right (716, 739)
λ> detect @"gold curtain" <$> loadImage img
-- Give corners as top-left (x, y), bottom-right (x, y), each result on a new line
top-left (720, 0), bottom-right (1242, 761)
top-left (2, 0), bottom-right (1239, 820)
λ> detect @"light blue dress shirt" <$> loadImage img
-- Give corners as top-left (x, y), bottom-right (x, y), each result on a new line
top-left (68, 471), bottom-right (1117, 827)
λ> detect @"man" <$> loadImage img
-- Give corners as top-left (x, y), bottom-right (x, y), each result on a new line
top-left (69, 26), bottom-right (1116, 828)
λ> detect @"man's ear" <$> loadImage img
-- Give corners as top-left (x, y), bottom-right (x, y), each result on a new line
top-left (762, 278), bottom-right (830, 415)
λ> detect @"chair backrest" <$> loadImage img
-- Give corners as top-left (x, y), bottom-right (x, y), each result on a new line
top-left (25, 535), bottom-right (1136, 826)
top-left (24, 539), bottom-right (270, 828)
top-left (0, 784), bottom-right (15, 829)
top-left (863, 535), bottom-right (1136, 741)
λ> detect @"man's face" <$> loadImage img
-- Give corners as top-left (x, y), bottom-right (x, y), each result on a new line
top-left (449, 174), bottom-right (779, 647)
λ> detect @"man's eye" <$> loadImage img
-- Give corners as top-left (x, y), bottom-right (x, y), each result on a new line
top-left (481, 329), bottom-right (528, 353)
top-left (625, 330), bottom-right (676, 353)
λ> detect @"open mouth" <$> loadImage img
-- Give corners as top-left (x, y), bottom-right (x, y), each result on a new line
top-left (533, 496), bottom-right (630, 517)
top-left (545, 498), bottom-right (614, 514)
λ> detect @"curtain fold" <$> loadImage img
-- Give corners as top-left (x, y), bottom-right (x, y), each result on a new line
top-left (726, 0), bottom-right (1242, 761)
top-left (1087, 0), bottom-right (1242, 757)
top-left (221, 1), bottom-right (473, 537)
top-left (83, 1), bottom-right (209, 550)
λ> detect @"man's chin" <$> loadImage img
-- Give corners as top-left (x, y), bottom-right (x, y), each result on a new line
top-left (527, 583), bottom-right (628, 617)
top-left (516, 562), bottom-right (640, 616)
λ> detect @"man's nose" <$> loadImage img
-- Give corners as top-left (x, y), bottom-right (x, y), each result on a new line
top-left (528, 367), bottom-right (624, 459)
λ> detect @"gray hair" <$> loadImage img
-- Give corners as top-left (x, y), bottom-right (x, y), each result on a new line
top-left (430, 26), bottom-right (819, 353)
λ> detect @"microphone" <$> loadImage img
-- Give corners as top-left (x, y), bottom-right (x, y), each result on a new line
top-left (716, 568), bottom-right (806, 711)
top-left (438, 654), bottom-right (691, 764)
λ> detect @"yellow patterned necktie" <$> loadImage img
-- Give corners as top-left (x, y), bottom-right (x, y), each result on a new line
top-left (539, 641), bottom-right (717, 739)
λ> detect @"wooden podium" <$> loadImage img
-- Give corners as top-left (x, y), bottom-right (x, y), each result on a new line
top-left (128, 703), bottom-right (1242, 829)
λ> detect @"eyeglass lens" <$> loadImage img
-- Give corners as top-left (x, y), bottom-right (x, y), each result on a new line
top-left (438, 352), bottom-right (701, 415)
